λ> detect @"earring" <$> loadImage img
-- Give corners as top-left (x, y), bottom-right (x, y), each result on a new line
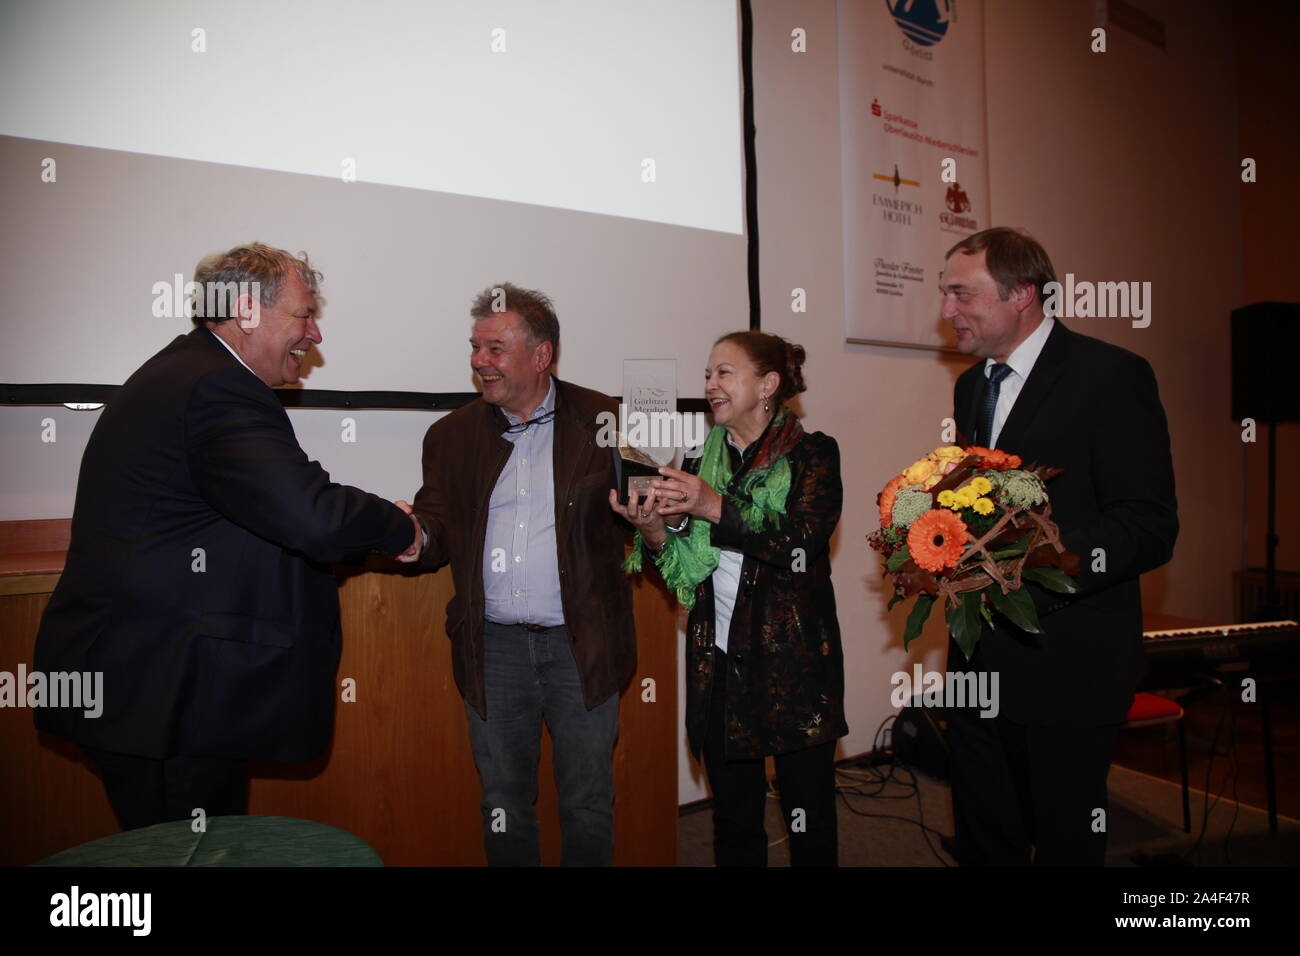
top-left (763, 396), bottom-right (770, 413)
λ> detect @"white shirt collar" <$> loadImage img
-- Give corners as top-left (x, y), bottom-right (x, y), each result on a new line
top-left (985, 316), bottom-right (1055, 380)
top-left (206, 326), bottom-right (258, 378)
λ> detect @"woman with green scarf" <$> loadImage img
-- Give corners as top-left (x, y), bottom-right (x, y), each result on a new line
top-left (611, 331), bottom-right (846, 866)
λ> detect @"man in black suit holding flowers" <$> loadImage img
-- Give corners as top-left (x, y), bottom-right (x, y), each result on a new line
top-left (938, 227), bottom-right (1178, 865)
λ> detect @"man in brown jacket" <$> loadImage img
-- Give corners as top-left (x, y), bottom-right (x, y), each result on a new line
top-left (411, 283), bottom-right (635, 866)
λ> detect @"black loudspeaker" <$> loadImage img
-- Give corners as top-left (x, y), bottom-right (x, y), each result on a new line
top-left (1231, 302), bottom-right (1300, 422)
top-left (892, 698), bottom-right (950, 780)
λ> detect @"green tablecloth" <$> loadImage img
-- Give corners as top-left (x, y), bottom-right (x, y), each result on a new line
top-left (33, 816), bottom-right (383, 867)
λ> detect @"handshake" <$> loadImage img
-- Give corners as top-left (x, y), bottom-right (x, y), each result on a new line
top-left (393, 499), bottom-right (423, 564)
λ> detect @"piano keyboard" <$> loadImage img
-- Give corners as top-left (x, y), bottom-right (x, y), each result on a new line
top-left (1139, 620), bottom-right (1300, 690)
top-left (1143, 619), bottom-right (1299, 641)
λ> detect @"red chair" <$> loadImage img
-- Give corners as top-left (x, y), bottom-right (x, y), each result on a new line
top-left (1123, 692), bottom-right (1191, 833)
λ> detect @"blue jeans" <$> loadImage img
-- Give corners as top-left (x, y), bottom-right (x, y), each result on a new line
top-left (465, 622), bottom-right (619, 866)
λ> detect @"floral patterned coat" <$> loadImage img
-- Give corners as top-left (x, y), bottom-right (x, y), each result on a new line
top-left (677, 428), bottom-right (847, 760)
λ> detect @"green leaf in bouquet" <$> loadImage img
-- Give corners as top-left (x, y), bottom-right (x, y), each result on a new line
top-left (947, 591), bottom-right (983, 661)
top-left (987, 585), bottom-right (1044, 634)
top-left (886, 545), bottom-right (912, 573)
top-left (1022, 566), bottom-right (1080, 594)
top-left (902, 594), bottom-right (935, 649)
top-left (887, 591), bottom-right (905, 610)
top-left (1023, 539), bottom-right (1058, 569)
top-left (978, 595), bottom-right (993, 626)
top-left (988, 534), bottom-right (1031, 560)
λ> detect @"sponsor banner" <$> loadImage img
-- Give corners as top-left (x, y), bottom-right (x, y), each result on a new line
top-left (839, 0), bottom-right (990, 348)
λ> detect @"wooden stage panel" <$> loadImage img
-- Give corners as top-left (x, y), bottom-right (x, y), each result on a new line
top-left (0, 538), bottom-right (679, 866)
top-left (0, 589), bottom-right (122, 866)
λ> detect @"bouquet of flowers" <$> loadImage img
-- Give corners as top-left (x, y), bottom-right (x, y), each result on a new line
top-left (869, 445), bottom-right (1080, 658)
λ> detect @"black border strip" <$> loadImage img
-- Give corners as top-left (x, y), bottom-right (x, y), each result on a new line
top-left (0, 384), bottom-right (479, 410)
top-left (1, 384), bottom-right (711, 414)
top-left (741, 0), bottom-right (760, 331)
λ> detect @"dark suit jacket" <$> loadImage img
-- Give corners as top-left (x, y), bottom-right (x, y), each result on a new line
top-left (34, 328), bottom-right (414, 761)
top-left (411, 377), bottom-right (636, 718)
top-left (951, 321), bottom-right (1178, 726)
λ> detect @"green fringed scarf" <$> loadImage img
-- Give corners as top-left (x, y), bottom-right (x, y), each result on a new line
top-left (623, 407), bottom-right (805, 608)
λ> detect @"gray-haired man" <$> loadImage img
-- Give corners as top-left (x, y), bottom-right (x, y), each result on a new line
top-left (411, 283), bottom-right (636, 865)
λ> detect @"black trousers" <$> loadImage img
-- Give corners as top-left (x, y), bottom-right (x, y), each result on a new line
top-left (702, 649), bottom-right (838, 866)
top-left (82, 746), bottom-right (249, 831)
top-left (946, 704), bottom-right (1120, 865)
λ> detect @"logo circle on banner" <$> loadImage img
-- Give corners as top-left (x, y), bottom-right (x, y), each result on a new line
top-left (887, 0), bottom-right (952, 47)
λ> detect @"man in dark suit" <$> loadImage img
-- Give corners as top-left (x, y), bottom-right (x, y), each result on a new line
top-left (34, 242), bottom-right (422, 831)
top-left (939, 227), bottom-right (1178, 865)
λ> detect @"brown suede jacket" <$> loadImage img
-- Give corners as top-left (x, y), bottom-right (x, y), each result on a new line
top-left (412, 377), bottom-right (636, 717)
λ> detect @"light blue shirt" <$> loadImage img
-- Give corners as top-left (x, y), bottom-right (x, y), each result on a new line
top-left (483, 377), bottom-right (565, 627)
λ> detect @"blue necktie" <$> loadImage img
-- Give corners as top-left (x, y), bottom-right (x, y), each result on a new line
top-left (978, 363), bottom-right (1013, 448)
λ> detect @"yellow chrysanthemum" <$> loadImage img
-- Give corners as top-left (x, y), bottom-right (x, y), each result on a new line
top-left (953, 486), bottom-right (978, 509)
top-left (970, 476), bottom-right (993, 495)
top-left (937, 489), bottom-right (957, 507)
top-left (972, 497), bottom-right (995, 516)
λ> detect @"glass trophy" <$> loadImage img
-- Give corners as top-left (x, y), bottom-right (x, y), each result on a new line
top-left (616, 359), bottom-right (680, 506)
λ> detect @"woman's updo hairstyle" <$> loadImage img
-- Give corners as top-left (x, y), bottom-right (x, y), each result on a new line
top-left (714, 331), bottom-right (807, 406)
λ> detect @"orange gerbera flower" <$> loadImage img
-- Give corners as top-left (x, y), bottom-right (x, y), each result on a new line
top-left (878, 474), bottom-right (909, 527)
top-left (907, 508), bottom-right (969, 572)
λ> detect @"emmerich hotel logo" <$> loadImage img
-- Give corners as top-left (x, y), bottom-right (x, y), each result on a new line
top-left (872, 163), bottom-right (922, 226)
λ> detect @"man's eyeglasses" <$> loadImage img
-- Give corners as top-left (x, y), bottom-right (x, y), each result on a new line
top-left (504, 409), bottom-right (557, 434)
